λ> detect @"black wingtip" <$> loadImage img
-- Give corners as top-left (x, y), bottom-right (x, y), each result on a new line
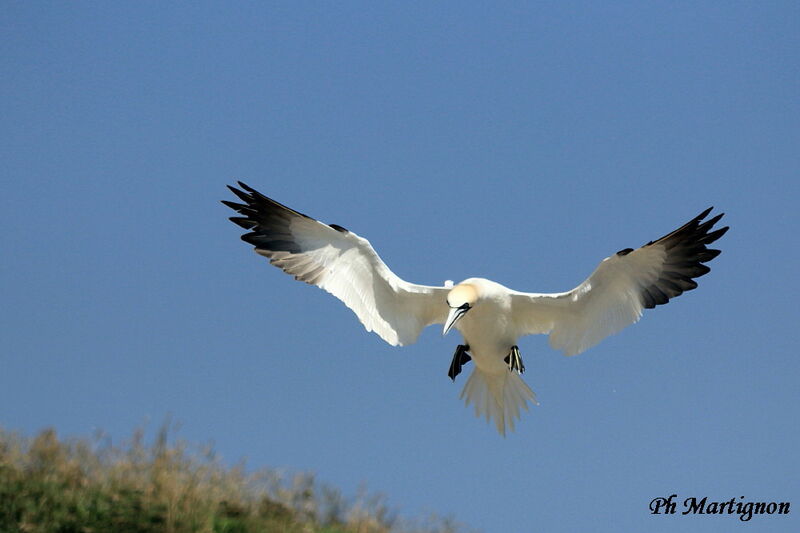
top-left (229, 216), bottom-right (257, 230)
top-left (226, 185), bottom-right (252, 204)
top-left (697, 206), bottom-right (714, 220)
top-left (702, 212), bottom-right (725, 227)
top-left (702, 226), bottom-right (730, 245)
top-left (221, 199), bottom-right (246, 210)
top-left (633, 205), bottom-right (729, 310)
top-left (329, 223), bottom-right (349, 234)
top-left (227, 182), bottom-right (262, 202)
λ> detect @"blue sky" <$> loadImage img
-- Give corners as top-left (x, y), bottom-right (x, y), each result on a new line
top-left (2, 2), bottom-right (798, 532)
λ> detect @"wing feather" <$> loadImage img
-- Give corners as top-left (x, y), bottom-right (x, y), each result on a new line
top-left (223, 182), bottom-right (448, 346)
top-left (512, 208), bottom-right (729, 356)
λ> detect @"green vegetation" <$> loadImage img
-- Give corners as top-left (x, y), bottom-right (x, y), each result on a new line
top-left (0, 426), bottom-right (465, 533)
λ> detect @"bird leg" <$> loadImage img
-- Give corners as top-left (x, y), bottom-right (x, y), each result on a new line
top-left (448, 344), bottom-right (471, 381)
top-left (504, 345), bottom-right (525, 374)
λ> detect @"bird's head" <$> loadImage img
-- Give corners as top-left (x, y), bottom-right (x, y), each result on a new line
top-left (443, 283), bottom-right (478, 336)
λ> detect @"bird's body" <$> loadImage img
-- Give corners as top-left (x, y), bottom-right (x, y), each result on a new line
top-left (444, 279), bottom-right (537, 433)
top-left (454, 280), bottom-right (515, 366)
top-left (223, 182), bottom-right (728, 435)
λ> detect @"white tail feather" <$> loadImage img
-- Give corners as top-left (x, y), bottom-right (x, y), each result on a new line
top-left (460, 367), bottom-right (538, 435)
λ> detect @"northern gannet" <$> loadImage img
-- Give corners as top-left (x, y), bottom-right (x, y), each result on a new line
top-left (223, 182), bottom-right (728, 435)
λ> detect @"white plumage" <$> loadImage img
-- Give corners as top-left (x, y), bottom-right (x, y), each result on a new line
top-left (224, 182), bottom-right (728, 435)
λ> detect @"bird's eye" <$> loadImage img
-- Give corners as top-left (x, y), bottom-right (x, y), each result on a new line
top-left (459, 303), bottom-right (471, 310)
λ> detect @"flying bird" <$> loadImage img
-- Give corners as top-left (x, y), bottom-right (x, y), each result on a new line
top-left (223, 182), bottom-right (728, 435)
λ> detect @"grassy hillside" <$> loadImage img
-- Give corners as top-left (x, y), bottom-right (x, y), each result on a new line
top-left (0, 426), bottom-right (465, 533)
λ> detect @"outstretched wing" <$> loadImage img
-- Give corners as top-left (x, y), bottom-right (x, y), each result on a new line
top-left (223, 182), bottom-right (449, 346)
top-left (511, 208), bottom-right (729, 356)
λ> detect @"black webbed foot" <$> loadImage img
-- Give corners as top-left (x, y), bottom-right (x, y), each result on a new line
top-left (448, 344), bottom-right (471, 381)
top-left (504, 345), bottom-right (525, 374)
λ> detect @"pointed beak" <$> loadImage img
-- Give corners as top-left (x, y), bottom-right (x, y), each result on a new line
top-left (443, 306), bottom-right (468, 336)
